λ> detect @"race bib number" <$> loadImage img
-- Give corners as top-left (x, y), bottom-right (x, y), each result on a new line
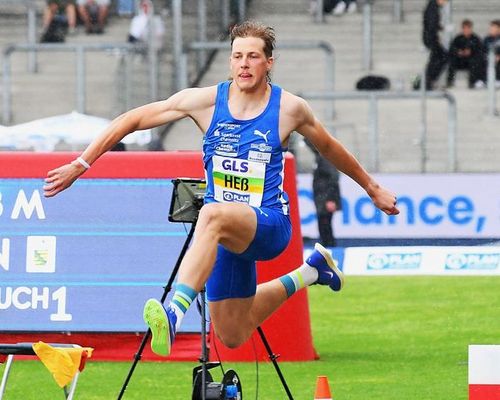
top-left (212, 156), bottom-right (266, 206)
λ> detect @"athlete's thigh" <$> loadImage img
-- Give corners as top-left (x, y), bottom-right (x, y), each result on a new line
top-left (207, 202), bottom-right (257, 254)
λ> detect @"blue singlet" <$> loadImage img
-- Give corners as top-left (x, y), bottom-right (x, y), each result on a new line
top-left (203, 81), bottom-right (292, 301)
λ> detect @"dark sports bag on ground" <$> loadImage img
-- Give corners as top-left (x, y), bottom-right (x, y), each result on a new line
top-left (323, 0), bottom-right (336, 13)
top-left (356, 75), bottom-right (391, 90)
top-left (40, 16), bottom-right (66, 43)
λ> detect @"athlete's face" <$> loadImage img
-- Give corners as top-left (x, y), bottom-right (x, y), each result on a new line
top-left (230, 36), bottom-right (273, 90)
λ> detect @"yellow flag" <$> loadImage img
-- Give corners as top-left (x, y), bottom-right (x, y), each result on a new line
top-left (32, 342), bottom-right (93, 388)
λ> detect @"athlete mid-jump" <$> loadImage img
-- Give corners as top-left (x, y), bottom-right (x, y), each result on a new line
top-left (44, 21), bottom-right (399, 356)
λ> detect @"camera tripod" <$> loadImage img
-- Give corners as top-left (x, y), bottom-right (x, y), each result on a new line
top-left (117, 179), bottom-right (294, 400)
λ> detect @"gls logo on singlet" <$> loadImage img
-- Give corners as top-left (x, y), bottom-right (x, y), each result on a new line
top-left (222, 159), bottom-right (249, 191)
top-left (212, 155), bottom-right (266, 207)
top-left (222, 159), bottom-right (248, 173)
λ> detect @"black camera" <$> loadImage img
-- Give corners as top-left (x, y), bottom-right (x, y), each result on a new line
top-left (168, 178), bottom-right (206, 223)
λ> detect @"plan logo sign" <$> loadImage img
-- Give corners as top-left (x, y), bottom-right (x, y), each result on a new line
top-left (445, 253), bottom-right (499, 270)
top-left (367, 253), bottom-right (422, 270)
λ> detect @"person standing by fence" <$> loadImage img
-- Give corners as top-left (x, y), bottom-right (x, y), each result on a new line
top-left (306, 140), bottom-right (342, 247)
top-left (422, 0), bottom-right (449, 90)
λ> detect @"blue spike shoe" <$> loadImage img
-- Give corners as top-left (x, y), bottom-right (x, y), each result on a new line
top-left (143, 299), bottom-right (177, 356)
top-left (306, 243), bottom-right (344, 291)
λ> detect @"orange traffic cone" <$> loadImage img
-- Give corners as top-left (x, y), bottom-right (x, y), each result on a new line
top-left (314, 375), bottom-right (333, 399)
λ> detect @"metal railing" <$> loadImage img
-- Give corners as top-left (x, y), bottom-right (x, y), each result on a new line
top-left (314, 0), bottom-right (375, 71)
top-left (442, 0), bottom-right (454, 50)
top-left (362, 0), bottom-right (373, 71)
top-left (487, 41), bottom-right (500, 116)
top-left (392, 0), bottom-right (403, 23)
top-left (314, 0), bottom-right (455, 72)
top-left (0, 0), bottom-right (38, 72)
top-left (2, 42), bottom-right (148, 124)
top-left (1, 0), bottom-right (248, 130)
top-left (187, 40), bottom-right (336, 119)
top-left (170, 0), bottom-right (248, 92)
top-left (298, 90), bottom-right (457, 173)
top-left (314, 0), bottom-right (324, 23)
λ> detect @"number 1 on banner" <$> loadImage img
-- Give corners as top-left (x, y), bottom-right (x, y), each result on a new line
top-left (50, 287), bottom-right (72, 321)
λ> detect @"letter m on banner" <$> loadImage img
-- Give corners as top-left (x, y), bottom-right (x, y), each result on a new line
top-left (11, 190), bottom-right (46, 220)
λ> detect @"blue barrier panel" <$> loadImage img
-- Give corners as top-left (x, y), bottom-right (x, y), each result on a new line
top-left (0, 178), bottom-right (202, 332)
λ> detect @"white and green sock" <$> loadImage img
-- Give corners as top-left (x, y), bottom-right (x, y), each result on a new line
top-left (168, 283), bottom-right (198, 330)
top-left (279, 263), bottom-right (319, 298)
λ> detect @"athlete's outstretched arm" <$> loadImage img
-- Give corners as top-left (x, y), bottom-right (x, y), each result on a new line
top-left (292, 96), bottom-right (399, 215)
top-left (43, 87), bottom-right (210, 198)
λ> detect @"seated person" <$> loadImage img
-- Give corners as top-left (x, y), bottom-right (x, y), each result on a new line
top-left (41, 0), bottom-right (77, 41)
top-left (77, 0), bottom-right (110, 34)
top-left (483, 19), bottom-right (500, 82)
top-left (446, 19), bottom-right (485, 88)
top-left (333, 0), bottom-right (357, 15)
top-left (321, 0), bottom-right (357, 15)
top-left (128, 0), bottom-right (165, 47)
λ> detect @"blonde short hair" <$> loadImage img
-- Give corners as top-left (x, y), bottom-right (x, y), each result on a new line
top-left (230, 20), bottom-right (276, 59)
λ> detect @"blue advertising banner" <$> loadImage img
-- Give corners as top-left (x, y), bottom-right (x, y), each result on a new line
top-left (0, 178), bottom-right (201, 332)
top-left (297, 173), bottom-right (500, 240)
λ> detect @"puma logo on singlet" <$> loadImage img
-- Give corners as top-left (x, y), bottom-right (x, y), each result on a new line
top-left (253, 129), bottom-right (271, 142)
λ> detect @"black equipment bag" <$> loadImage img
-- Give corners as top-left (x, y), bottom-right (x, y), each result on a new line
top-left (356, 75), bottom-right (391, 90)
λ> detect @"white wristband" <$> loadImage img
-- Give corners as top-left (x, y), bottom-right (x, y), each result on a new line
top-left (76, 156), bottom-right (91, 169)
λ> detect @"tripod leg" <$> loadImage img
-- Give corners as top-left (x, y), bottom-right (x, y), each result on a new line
top-left (200, 288), bottom-right (207, 400)
top-left (117, 222), bottom-right (197, 400)
top-left (257, 326), bottom-right (294, 400)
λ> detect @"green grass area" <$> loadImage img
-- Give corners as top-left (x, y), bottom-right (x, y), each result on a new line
top-left (2, 276), bottom-right (499, 399)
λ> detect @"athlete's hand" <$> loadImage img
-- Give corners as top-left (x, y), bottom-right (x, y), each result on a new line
top-left (366, 182), bottom-right (399, 216)
top-left (43, 162), bottom-right (86, 198)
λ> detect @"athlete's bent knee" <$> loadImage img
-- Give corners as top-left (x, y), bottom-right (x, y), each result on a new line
top-left (215, 324), bottom-right (251, 349)
top-left (197, 203), bottom-right (224, 231)
top-left (216, 330), bottom-right (248, 349)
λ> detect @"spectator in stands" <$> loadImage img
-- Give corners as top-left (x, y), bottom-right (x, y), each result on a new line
top-left (422, 0), bottom-right (448, 90)
top-left (316, 0), bottom-right (357, 16)
top-left (332, 0), bottom-right (357, 15)
top-left (41, 0), bottom-right (77, 40)
top-left (446, 19), bottom-right (485, 89)
top-left (309, 0), bottom-right (358, 15)
top-left (306, 140), bottom-right (342, 248)
top-left (483, 19), bottom-right (500, 83)
top-left (77, 0), bottom-right (110, 34)
top-left (127, 0), bottom-right (165, 47)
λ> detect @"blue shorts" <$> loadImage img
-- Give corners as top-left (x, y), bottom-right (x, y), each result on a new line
top-left (206, 207), bottom-right (292, 302)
